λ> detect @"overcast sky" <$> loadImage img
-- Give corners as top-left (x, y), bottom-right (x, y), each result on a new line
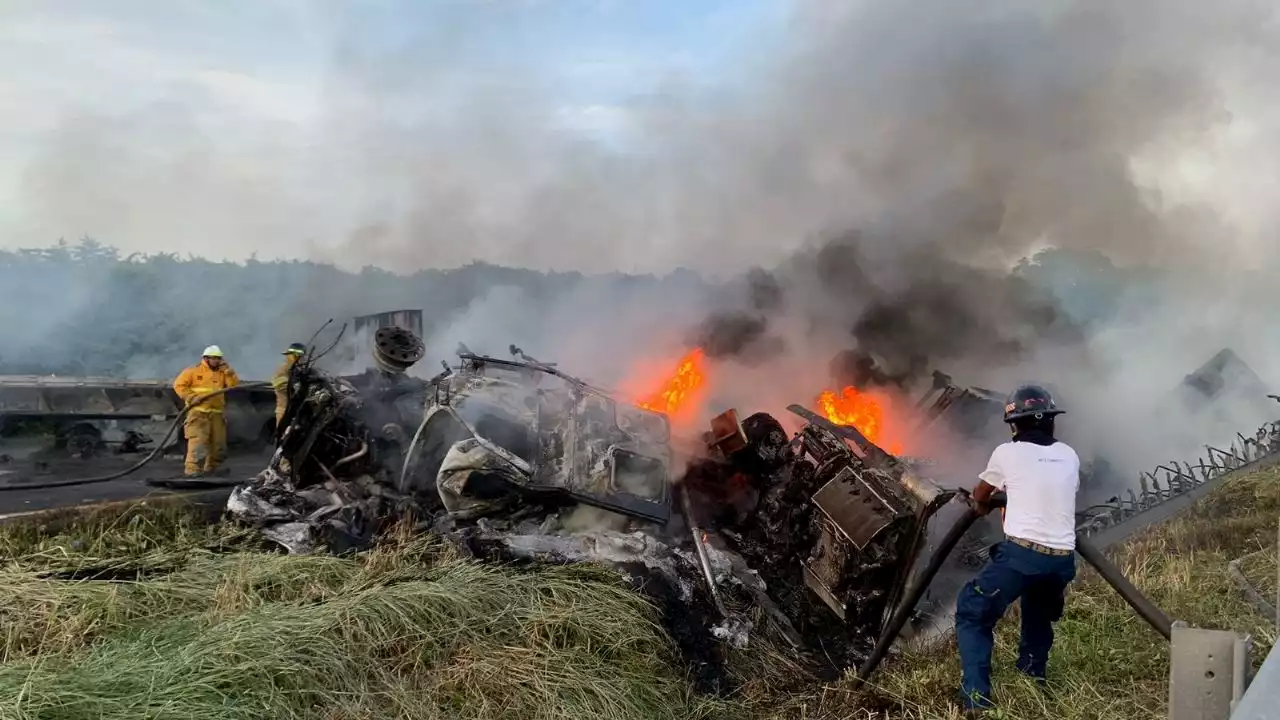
top-left (0, 0), bottom-right (783, 271)
top-left (1, 0), bottom-right (1277, 275)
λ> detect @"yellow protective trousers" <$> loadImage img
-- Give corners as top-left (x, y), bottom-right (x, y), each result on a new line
top-left (272, 355), bottom-right (298, 429)
top-left (184, 410), bottom-right (228, 474)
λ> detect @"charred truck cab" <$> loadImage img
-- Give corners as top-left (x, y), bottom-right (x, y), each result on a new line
top-left (403, 349), bottom-right (673, 525)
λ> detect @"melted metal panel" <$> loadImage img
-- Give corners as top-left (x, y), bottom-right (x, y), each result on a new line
top-left (803, 563), bottom-right (846, 620)
top-left (431, 352), bottom-right (672, 523)
top-left (803, 513), bottom-right (853, 618)
top-left (567, 391), bottom-right (671, 523)
top-left (706, 409), bottom-right (748, 457)
top-left (812, 466), bottom-right (906, 551)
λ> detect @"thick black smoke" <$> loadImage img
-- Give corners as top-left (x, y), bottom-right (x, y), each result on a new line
top-left (689, 268), bottom-right (786, 364)
top-left (693, 231), bottom-right (1082, 392)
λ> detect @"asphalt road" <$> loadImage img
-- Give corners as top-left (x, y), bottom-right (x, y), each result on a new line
top-left (0, 450), bottom-right (269, 518)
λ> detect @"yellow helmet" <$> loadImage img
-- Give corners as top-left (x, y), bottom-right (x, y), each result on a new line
top-left (202, 345), bottom-right (224, 358)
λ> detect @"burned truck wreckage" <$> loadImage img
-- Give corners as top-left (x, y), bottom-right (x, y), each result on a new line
top-left (226, 327), bottom-right (994, 684)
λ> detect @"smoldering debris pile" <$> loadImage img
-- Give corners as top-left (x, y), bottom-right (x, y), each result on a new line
top-left (221, 326), bottom-right (1280, 689)
top-left (227, 326), bottom-right (435, 554)
top-left (1179, 348), bottom-right (1272, 414)
top-left (223, 328), bottom-right (990, 687)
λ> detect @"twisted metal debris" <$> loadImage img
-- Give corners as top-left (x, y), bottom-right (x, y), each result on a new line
top-left (1075, 418), bottom-right (1280, 543)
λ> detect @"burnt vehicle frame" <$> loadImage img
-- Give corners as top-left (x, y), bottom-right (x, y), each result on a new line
top-left (399, 346), bottom-right (968, 671)
top-left (400, 347), bottom-right (674, 525)
top-left (238, 338), bottom-right (988, 678)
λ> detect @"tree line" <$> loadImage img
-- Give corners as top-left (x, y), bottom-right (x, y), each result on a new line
top-left (0, 238), bottom-right (1144, 380)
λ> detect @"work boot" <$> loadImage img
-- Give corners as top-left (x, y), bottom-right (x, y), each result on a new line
top-left (1015, 659), bottom-right (1049, 689)
top-left (183, 471), bottom-right (206, 479)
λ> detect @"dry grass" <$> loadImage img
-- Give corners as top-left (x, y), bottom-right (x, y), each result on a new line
top-left (0, 467), bottom-right (1275, 720)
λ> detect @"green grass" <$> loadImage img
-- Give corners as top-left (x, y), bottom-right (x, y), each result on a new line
top-left (0, 468), bottom-right (1275, 720)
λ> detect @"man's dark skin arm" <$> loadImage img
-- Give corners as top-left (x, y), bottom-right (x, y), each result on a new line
top-left (970, 479), bottom-right (997, 515)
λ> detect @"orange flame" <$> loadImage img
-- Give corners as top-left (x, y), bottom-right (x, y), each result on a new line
top-left (637, 348), bottom-right (707, 422)
top-left (816, 385), bottom-right (904, 455)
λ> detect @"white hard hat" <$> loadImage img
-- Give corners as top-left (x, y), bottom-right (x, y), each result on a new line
top-left (202, 345), bottom-right (224, 358)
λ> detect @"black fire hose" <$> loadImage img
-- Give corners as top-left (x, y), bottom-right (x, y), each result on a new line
top-left (851, 494), bottom-right (1173, 689)
top-left (851, 498), bottom-right (986, 687)
top-left (0, 383), bottom-right (270, 492)
top-left (1075, 533), bottom-right (1173, 640)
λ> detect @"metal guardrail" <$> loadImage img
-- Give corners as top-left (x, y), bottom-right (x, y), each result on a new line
top-left (1075, 419), bottom-right (1280, 545)
top-left (0, 374), bottom-right (275, 419)
top-left (0, 374), bottom-right (179, 388)
top-left (1227, 520), bottom-right (1279, 719)
top-left (1231, 642), bottom-right (1280, 719)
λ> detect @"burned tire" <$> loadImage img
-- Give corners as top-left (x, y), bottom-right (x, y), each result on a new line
top-left (373, 326), bottom-right (425, 374)
top-left (729, 412), bottom-right (792, 484)
top-left (60, 422), bottom-right (102, 459)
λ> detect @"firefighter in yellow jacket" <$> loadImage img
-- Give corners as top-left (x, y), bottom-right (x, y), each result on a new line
top-left (173, 345), bottom-right (240, 477)
top-left (272, 343), bottom-right (306, 429)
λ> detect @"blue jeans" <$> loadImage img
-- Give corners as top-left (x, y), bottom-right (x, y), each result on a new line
top-left (955, 540), bottom-right (1076, 709)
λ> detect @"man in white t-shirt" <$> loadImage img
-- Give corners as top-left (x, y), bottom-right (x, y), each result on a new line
top-left (954, 384), bottom-right (1080, 714)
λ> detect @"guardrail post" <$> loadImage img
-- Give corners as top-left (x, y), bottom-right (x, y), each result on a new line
top-left (1169, 622), bottom-right (1248, 719)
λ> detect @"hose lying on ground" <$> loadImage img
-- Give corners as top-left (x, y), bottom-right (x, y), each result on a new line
top-left (0, 382), bottom-right (271, 492)
top-left (1228, 555), bottom-right (1279, 623)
